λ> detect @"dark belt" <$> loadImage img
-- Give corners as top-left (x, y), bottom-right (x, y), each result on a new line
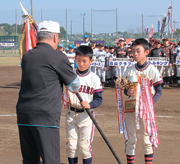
top-left (70, 107), bottom-right (84, 113)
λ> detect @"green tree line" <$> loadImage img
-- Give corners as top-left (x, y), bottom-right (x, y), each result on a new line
top-left (0, 23), bottom-right (67, 36)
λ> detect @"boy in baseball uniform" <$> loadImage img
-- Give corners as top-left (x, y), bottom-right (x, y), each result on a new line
top-left (66, 45), bottom-right (76, 69)
top-left (123, 38), bottom-right (163, 164)
top-left (66, 45), bottom-right (104, 164)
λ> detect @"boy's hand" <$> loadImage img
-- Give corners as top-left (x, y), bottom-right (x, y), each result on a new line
top-left (127, 88), bottom-right (135, 97)
top-left (80, 101), bottom-right (90, 109)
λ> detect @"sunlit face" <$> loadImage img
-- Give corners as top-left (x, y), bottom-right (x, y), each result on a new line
top-left (99, 46), bottom-right (104, 51)
top-left (75, 55), bottom-right (93, 71)
top-left (163, 40), bottom-right (169, 46)
top-left (119, 41), bottom-right (124, 47)
top-left (69, 47), bottom-right (74, 53)
top-left (156, 43), bottom-right (161, 49)
top-left (84, 38), bottom-right (89, 42)
top-left (109, 48), bottom-right (114, 53)
top-left (149, 40), bottom-right (155, 45)
top-left (132, 45), bottom-right (149, 65)
top-left (57, 47), bottom-right (63, 51)
top-left (104, 48), bottom-right (109, 53)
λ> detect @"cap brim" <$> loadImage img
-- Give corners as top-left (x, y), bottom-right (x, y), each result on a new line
top-left (58, 33), bottom-right (62, 38)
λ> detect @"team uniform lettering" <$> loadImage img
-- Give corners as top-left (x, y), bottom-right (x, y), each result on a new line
top-left (78, 85), bottom-right (94, 95)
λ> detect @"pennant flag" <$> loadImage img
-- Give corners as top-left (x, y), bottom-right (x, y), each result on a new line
top-left (19, 2), bottom-right (38, 62)
top-left (148, 25), bottom-right (154, 39)
top-left (158, 19), bottom-right (160, 37)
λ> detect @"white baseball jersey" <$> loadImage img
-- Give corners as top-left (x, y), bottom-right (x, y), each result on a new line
top-left (61, 50), bottom-right (67, 55)
top-left (123, 63), bottom-right (163, 95)
top-left (93, 48), bottom-right (99, 56)
top-left (175, 46), bottom-right (180, 78)
top-left (80, 42), bottom-right (90, 46)
top-left (123, 62), bottom-right (163, 156)
top-left (68, 70), bottom-right (103, 109)
top-left (66, 69), bottom-right (103, 159)
top-left (66, 52), bottom-right (75, 64)
top-left (96, 50), bottom-right (107, 62)
top-left (174, 46), bottom-right (180, 55)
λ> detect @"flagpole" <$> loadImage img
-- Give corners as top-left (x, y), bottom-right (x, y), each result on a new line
top-left (171, 1), bottom-right (173, 39)
top-left (31, 0), bottom-right (33, 19)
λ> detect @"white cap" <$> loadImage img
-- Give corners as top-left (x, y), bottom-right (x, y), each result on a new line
top-left (178, 38), bottom-right (180, 42)
top-left (119, 38), bottom-right (125, 41)
top-left (38, 20), bottom-right (60, 33)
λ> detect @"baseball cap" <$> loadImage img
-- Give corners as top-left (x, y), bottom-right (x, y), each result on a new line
top-left (119, 38), bottom-right (125, 42)
top-left (178, 38), bottom-right (180, 42)
top-left (89, 42), bottom-right (94, 47)
top-left (149, 37), bottom-right (155, 41)
top-left (99, 43), bottom-right (104, 47)
top-left (169, 41), bottom-right (175, 45)
top-left (162, 37), bottom-right (169, 41)
top-left (38, 20), bottom-right (60, 33)
top-left (155, 40), bottom-right (160, 44)
top-left (104, 45), bottom-right (109, 49)
top-left (65, 48), bottom-right (69, 51)
top-left (58, 43), bottom-right (64, 47)
top-left (90, 40), bottom-right (96, 43)
top-left (68, 45), bottom-right (74, 49)
top-left (109, 45), bottom-right (114, 49)
top-left (84, 34), bottom-right (89, 38)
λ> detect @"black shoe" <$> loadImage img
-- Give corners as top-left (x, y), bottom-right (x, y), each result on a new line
top-left (163, 82), bottom-right (167, 88)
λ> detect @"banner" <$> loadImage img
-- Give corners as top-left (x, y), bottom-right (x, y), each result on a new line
top-left (148, 25), bottom-right (154, 39)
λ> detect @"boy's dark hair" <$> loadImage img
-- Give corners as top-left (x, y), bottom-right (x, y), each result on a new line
top-left (75, 45), bottom-right (93, 59)
top-left (132, 38), bottom-right (149, 51)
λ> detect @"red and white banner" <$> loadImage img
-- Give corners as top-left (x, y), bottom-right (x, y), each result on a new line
top-left (115, 82), bottom-right (128, 140)
top-left (116, 76), bottom-right (159, 148)
top-left (148, 25), bottom-right (154, 39)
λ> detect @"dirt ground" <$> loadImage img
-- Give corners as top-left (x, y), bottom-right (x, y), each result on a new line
top-left (0, 65), bottom-right (180, 164)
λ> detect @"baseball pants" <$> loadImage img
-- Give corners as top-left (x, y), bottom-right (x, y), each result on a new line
top-left (18, 126), bottom-right (60, 164)
top-left (176, 65), bottom-right (180, 84)
top-left (91, 66), bottom-right (96, 74)
top-left (162, 66), bottom-right (174, 77)
top-left (117, 66), bottom-right (127, 77)
top-left (97, 63), bottom-right (106, 82)
top-left (125, 112), bottom-right (154, 155)
top-left (157, 66), bottom-right (163, 75)
top-left (66, 109), bottom-right (94, 159)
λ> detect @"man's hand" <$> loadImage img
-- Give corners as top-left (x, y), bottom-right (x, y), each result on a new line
top-left (104, 67), bottom-right (107, 71)
top-left (127, 88), bottom-right (135, 97)
top-left (169, 63), bottom-right (172, 67)
top-left (80, 101), bottom-right (90, 109)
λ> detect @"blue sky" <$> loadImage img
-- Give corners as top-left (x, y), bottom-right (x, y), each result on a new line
top-left (0, 0), bottom-right (179, 34)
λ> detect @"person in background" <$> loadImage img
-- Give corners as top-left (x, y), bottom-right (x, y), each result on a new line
top-left (66, 45), bottom-right (76, 69)
top-left (57, 43), bottom-right (66, 55)
top-left (81, 34), bottom-right (90, 46)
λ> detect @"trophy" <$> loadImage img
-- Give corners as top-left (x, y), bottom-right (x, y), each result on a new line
top-left (116, 75), bottom-right (139, 113)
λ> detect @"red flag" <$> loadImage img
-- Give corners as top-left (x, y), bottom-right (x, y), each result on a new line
top-left (148, 25), bottom-right (154, 39)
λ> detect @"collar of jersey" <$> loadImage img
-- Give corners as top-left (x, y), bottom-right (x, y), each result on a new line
top-left (135, 61), bottom-right (150, 71)
top-left (68, 52), bottom-right (74, 54)
top-left (76, 68), bottom-right (90, 77)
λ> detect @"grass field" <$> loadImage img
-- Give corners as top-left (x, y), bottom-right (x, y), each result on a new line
top-left (0, 57), bottom-right (20, 65)
top-left (0, 50), bottom-right (20, 65)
